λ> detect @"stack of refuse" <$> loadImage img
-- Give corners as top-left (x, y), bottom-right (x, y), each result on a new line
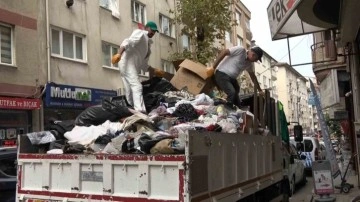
top-left (25, 77), bottom-right (258, 155)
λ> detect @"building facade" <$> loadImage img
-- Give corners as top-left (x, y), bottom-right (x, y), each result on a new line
top-left (275, 63), bottom-right (309, 134)
top-left (0, 0), bottom-right (180, 144)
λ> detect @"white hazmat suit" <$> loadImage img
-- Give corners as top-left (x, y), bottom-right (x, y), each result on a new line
top-left (119, 29), bottom-right (152, 112)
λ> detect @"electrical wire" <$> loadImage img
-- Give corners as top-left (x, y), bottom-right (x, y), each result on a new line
top-left (277, 35), bottom-right (308, 62)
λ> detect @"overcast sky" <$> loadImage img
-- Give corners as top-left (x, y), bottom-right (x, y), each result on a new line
top-left (241, 0), bottom-right (315, 77)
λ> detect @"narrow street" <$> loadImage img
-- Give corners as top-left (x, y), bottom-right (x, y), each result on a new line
top-left (290, 176), bottom-right (315, 202)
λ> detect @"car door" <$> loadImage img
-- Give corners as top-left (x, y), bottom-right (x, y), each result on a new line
top-left (289, 144), bottom-right (303, 184)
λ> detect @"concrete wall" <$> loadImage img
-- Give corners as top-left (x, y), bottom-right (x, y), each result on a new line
top-left (0, 0), bottom-right (47, 86)
top-left (47, 0), bottom-right (178, 90)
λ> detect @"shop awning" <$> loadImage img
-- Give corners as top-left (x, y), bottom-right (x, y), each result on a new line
top-left (267, 0), bottom-right (338, 40)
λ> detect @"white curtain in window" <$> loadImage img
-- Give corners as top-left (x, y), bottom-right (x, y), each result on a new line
top-left (109, 0), bottom-right (120, 19)
top-left (182, 35), bottom-right (189, 50)
top-left (99, 0), bottom-right (109, 8)
top-left (162, 17), bottom-right (170, 35)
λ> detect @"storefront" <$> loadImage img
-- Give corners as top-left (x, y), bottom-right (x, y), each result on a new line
top-left (0, 97), bottom-right (41, 147)
top-left (43, 83), bottom-right (117, 125)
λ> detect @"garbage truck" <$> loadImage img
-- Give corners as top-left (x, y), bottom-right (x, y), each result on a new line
top-left (16, 91), bottom-right (291, 202)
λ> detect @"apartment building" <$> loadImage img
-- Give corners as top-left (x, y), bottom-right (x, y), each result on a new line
top-left (0, 0), bottom-right (180, 145)
top-left (275, 63), bottom-right (309, 134)
top-left (0, 1), bottom-right (46, 147)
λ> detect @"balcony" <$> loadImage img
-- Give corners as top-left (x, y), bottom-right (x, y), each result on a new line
top-left (311, 38), bottom-right (346, 82)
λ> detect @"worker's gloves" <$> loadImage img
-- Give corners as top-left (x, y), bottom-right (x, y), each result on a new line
top-left (154, 68), bottom-right (166, 77)
top-left (206, 67), bottom-right (215, 77)
top-left (111, 53), bottom-right (121, 64)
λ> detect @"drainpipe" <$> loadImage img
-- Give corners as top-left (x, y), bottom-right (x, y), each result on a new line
top-left (46, 0), bottom-right (50, 82)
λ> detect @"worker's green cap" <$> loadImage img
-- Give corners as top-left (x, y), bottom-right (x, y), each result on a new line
top-left (145, 21), bottom-right (159, 32)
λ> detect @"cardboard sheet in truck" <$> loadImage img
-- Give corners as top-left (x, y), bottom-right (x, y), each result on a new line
top-left (170, 59), bottom-right (215, 95)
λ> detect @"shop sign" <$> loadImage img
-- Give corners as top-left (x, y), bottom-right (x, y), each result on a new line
top-left (0, 97), bottom-right (40, 110)
top-left (45, 83), bottom-right (117, 108)
top-left (268, 0), bottom-right (299, 39)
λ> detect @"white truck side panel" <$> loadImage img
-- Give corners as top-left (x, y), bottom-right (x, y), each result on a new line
top-left (17, 131), bottom-right (284, 202)
top-left (186, 131), bottom-right (283, 201)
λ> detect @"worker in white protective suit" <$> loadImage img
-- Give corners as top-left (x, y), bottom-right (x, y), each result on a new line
top-left (116, 21), bottom-right (159, 112)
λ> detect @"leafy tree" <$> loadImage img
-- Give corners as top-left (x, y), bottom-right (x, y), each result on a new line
top-left (170, 0), bottom-right (235, 64)
top-left (325, 113), bottom-right (342, 139)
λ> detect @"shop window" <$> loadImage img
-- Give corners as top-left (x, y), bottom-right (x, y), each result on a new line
top-left (102, 41), bottom-right (119, 69)
top-left (131, 1), bottom-right (146, 24)
top-left (51, 28), bottom-right (87, 62)
top-left (160, 15), bottom-right (175, 38)
top-left (0, 110), bottom-right (31, 147)
top-left (0, 24), bottom-right (13, 65)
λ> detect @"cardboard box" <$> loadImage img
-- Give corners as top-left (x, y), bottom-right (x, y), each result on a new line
top-left (170, 59), bottom-right (215, 95)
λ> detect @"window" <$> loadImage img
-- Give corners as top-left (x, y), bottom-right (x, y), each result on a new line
top-left (160, 15), bottom-right (175, 38)
top-left (131, 1), bottom-right (146, 24)
top-left (99, 0), bottom-right (110, 9)
top-left (182, 34), bottom-right (190, 50)
top-left (0, 24), bottom-right (13, 65)
top-left (161, 59), bottom-right (175, 74)
top-left (235, 10), bottom-right (241, 26)
top-left (102, 42), bottom-right (119, 69)
top-left (99, 0), bottom-right (120, 18)
top-left (237, 35), bottom-right (243, 46)
top-left (263, 76), bottom-right (267, 88)
top-left (245, 19), bottom-right (250, 30)
top-left (225, 31), bottom-right (232, 42)
top-left (51, 28), bottom-right (86, 61)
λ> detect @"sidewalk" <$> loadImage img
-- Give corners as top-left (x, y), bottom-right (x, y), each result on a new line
top-left (313, 174), bottom-right (359, 202)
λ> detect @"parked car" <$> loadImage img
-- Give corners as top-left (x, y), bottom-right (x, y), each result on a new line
top-left (290, 136), bottom-right (324, 171)
top-left (0, 147), bottom-right (17, 191)
top-left (282, 142), bottom-right (307, 196)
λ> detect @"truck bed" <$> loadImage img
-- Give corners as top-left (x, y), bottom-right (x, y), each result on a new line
top-left (17, 131), bottom-right (284, 202)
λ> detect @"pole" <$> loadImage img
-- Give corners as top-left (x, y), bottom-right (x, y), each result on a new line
top-left (287, 37), bottom-right (292, 66)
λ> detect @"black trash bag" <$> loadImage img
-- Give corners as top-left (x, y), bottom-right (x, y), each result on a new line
top-left (138, 133), bottom-right (172, 154)
top-left (102, 96), bottom-right (133, 117)
top-left (63, 144), bottom-right (86, 154)
top-left (142, 77), bottom-right (176, 95)
top-left (172, 103), bottom-right (199, 121)
top-left (46, 118), bottom-right (75, 139)
top-left (75, 105), bottom-right (120, 126)
top-left (95, 130), bottom-right (123, 145)
top-left (143, 92), bottom-right (165, 113)
top-left (121, 138), bottom-right (137, 153)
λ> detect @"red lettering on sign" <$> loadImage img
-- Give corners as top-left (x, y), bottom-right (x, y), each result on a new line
top-left (0, 97), bottom-right (41, 110)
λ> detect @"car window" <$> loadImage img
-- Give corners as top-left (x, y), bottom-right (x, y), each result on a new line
top-left (304, 139), bottom-right (313, 152)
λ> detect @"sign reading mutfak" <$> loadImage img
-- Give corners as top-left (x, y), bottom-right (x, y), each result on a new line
top-left (45, 83), bottom-right (117, 109)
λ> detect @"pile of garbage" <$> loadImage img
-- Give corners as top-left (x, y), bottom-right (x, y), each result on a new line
top-left (25, 77), bottom-right (256, 155)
